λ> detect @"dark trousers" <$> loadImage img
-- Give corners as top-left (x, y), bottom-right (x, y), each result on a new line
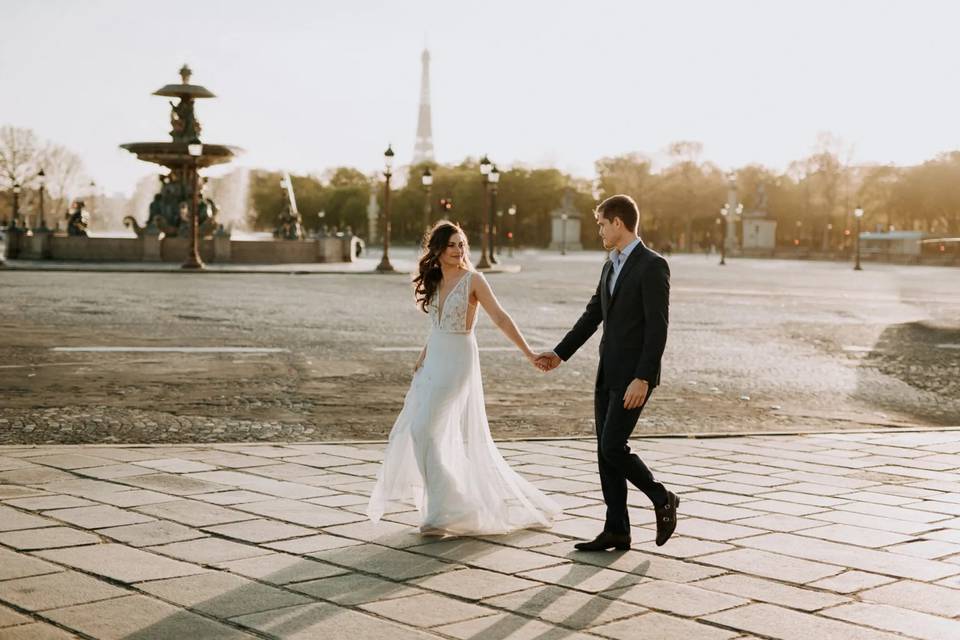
top-left (595, 385), bottom-right (667, 535)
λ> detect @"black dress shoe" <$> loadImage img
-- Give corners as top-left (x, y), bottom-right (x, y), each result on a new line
top-left (574, 531), bottom-right (631, 551)
top-left (654, 491), bottom-right (679, 546)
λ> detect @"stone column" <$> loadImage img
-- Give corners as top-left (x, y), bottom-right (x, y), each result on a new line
top-left (142, 225), bottom-right (162, 261)
top-left (213, 226), bottom-right (231, 263)
top-left (29, 229), bottom-right (51, 259)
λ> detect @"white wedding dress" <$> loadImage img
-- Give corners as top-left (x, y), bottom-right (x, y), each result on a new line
top-left (367, 270), bottom-right (561, 535)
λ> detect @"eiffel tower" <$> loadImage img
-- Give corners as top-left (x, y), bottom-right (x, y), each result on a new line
top-left (412, 48), bottom-right (435, 164)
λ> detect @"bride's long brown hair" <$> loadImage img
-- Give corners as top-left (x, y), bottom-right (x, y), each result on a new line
top-left (413, 221), bottom-right (473, 312)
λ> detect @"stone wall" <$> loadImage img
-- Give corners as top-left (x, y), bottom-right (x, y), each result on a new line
top-left (231, 240), bottom-right (317, 264)
top-left (51, 236), bottom-right (143, 261)
top-left (160, 237), bottom-right (215, 263)
top-left (4, 230), bottom-right (357, 264)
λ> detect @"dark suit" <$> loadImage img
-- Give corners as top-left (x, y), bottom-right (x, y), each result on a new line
top-left (554, 240), bottom-right (670, 535)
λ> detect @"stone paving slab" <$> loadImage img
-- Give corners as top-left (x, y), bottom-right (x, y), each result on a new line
top-left (0, 571), bottom-right (126, 612)
top-left (1, 429), bottom-right (959, 639)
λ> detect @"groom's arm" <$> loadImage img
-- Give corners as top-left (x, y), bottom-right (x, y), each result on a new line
top-left (553, 278), bottom-right (603, 361)
top-left (634, 257), bottom-right (670, 382)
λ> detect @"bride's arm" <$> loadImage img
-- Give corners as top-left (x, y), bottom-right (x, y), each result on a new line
top-left (472, 273), bottom-right (536, 361)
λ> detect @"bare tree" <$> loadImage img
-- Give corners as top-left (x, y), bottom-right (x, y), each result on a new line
top-left (40, 143), bottom-right (87, 220)
top-left (0, 126), bottom-right (42, 189)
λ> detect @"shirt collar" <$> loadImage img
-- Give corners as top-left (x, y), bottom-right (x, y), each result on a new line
top-left (609, 237), bottom-right (641, 265)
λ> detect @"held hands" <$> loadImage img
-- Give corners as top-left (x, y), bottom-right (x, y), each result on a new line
top-left (623, 378), bottom-right (649, 410)
top-left (532, 352), bottom-right (562, 372)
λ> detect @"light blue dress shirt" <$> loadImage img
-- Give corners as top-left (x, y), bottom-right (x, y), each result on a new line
top-left (608, 237), bottom-right (641, 295)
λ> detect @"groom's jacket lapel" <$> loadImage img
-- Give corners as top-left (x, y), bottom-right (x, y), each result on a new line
top-left (600, 260), bottom-right (612, 314)
top-left (607, 242), bottom-right (645, 312)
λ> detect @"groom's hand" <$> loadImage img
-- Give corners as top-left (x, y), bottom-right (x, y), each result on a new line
top-left (535, 352), bottom-right (561, 372)
top-left (623, 378), bottom-right (649, 410)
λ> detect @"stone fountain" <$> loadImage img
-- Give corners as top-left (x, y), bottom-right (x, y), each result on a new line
top-left (121, 65), bottom-right (242, 248)
top-left (6, 65), bottom-right (360, 265)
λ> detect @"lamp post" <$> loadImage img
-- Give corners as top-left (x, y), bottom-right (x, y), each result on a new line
top-left (854, 206), bottom-right (864, 271)
top-left (87, 180), bottom-right (97, 230)
top-left (376, 144), bottom-right (395, 273)
top-left (719, 205), bottom-right (728, 265)
top-left (182, 142), bottom-right (205, 269)
top-left (477, 155), bottom-right (492, 269)
top-left (507, 204), bottom-right (516, 257)
top-left (37, 169), bottom-right (47, 231)
top-left (488, 165), bottom-right (499, 264)
top-left (496, 208), bottom-right (503, 256)
top-left (725, 171), bottom-right (740, 252)
top-left (421, 167), bottom-right (433, 236)
top-left (12, 182), bottom-right (21, 226)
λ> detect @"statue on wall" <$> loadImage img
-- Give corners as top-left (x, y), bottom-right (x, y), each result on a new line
top-left (66, 201), bottom-right (89, 237)
top-left (273, 172), bottom-right (304, 240)
top-left (755, 183), bottom-right (769, 214)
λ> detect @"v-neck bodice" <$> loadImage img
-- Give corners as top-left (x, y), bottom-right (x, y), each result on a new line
top-left (430, 271), bottom-right (474, 333)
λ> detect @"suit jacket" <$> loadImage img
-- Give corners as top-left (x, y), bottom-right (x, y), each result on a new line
top-left (554, 241), bottom-right (670, 389)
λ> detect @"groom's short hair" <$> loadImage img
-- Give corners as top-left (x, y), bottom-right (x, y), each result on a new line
top-left (595, 195), bottom-right (639, 232)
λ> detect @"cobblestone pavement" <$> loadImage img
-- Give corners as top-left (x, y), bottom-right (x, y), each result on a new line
top-left (1, 429), bottom-right (959, 638)
top-left (2, 251), bottom-right (959, 444)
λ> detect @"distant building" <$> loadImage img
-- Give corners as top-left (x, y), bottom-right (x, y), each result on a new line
top-left (412, 49), bottom-right (435, 165)
top-left (743, 218), bottom-right (777, 251)
top-left (860, 230), bottom-right (924, 258)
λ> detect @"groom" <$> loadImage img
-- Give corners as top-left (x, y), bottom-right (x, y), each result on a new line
top-left (537, 194), bottom-right (678, 550)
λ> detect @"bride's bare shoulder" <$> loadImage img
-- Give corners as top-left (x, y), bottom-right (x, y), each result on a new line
top-left (468, 269), bottom-right (494, 297)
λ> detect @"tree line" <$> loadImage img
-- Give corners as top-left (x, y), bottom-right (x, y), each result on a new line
top-left (0, 126), bottom-right (88, 227)
top-left (5, 124), bottom-right (959, 250)
top-left (249, 135), bottom-right (960, 251)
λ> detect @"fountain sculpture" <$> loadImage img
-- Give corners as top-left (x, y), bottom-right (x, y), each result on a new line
top-left (121, 65), bottom-right (242, 259)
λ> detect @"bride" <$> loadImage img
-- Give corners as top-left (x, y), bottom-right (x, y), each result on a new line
top-left (367, 221), bottom-right (561, 536)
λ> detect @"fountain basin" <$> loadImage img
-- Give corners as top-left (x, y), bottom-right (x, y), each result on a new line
top-left (120, 142), bottom-right (242, 169)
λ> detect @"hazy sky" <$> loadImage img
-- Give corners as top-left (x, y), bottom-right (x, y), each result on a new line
top-left (3, 0), bottom-right (959, 194)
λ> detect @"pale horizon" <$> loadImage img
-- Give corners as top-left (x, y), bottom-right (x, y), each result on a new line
top-left (4, 0), bottom-right (960, 195)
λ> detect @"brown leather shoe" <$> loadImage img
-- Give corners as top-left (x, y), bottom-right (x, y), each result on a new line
top-left (574, 531), bottom-right (631, 551)
top-left (655, 491), bottom-right (679, 546)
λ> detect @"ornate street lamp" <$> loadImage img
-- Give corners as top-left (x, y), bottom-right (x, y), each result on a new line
top-left (37, 169), bottom-right (47, 231)
top-left (477, 155), bottom-right (492, 269)
top-left (496, 208), bottom-right (503, 256)
top-left (87, 180), bottom-right (97, 227)
top-left (376, 144), bottom-right (395, 273)
top-left (854, 206), bottom-right (864, 271)
top-left (488, 165), bottom-right (499, 264)
top-left (507, 204), bottom-right (517, 257)
top-left (12, 182), bottom-right (21, 226)
top-left (182, 141), bottom-right (205, 269)
top-left (421, 167), bottom-right (433, 236)
top-left (719, 204), bottom-right (728, 265)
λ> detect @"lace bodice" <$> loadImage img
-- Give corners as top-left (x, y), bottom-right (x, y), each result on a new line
top-left (430, 271), bottom-right (475, 333)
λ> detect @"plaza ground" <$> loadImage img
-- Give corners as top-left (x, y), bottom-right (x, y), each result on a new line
top-left (1, 250), bottom-right (958, 444)
top-left (1, 429), bottom-right (959, 639)
top-left (2, 251), bottom-right (959, 638)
